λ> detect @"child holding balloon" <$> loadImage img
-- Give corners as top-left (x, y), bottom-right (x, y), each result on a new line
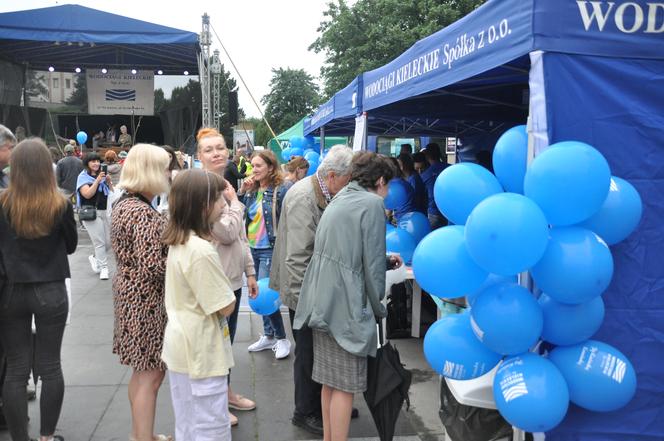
top-left (162, 169), bottom-right (236, 441)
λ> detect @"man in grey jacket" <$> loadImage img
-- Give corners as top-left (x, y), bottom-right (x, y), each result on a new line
top-left (56, 145), bottom-right (83, 198)
top-left (270, 145), bottom-right (353, 435)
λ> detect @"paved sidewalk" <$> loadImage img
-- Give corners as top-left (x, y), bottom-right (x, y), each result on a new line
top-left (0, 233), bottom-right (446, 441)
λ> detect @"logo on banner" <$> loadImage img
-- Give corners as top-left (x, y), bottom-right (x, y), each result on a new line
top-left (577, 1), bottom-right (664, 33)
top-left (105, 89), bottom-right (136, 101)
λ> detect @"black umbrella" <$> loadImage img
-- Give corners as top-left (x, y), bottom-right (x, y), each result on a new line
top-left (364, 330), bottom-right (412, 441)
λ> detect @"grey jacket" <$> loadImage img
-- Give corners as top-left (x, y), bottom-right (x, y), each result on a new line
top-left (293, 182), bottom-right (387, 357)
top-left (269, 175), bottom-right (328, 310)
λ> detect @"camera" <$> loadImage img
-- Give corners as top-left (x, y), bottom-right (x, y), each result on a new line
top-left (101, 164), bottom-right (108, 174)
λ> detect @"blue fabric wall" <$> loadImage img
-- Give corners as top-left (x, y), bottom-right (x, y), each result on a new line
top-left (543, 53), bottom-right (664, 441)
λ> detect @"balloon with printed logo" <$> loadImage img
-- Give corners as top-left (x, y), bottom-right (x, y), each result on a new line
top-left (397, 211), bottom-right (431, 244)
top-left (539, 293), bottom-right (605, 346)
top-left (412, 226), bottom-right (488, 299)
top-left (249, 278), bottom-right (282, 316)
top-left (531, 227), bottom-right (613, 304)
top-left (385, 228), bottom-right (417, 265)
top-left (465, 193), bottom-right (549, 276)
top-left (281, 147), bottom-right (292, 163)
top-left (76, 131), bottom-right (88, 145)
top-left (579, 176), bottom-right (643, 245)
top-left (471, 283), bottom-right (543, 355)
top-left (492, 125), bottom-right (527, 193)
top-left (424, 312), bottom-right (502, 380)
top-left (493, 353), bottom-right (569, 432)
top-left (434, 162), bottom-right (503, 225)
top-left (524, 141), bottom-right (611, 226)
top-left (384, 178), bottom-right (411, 210)
top-left (466, 273), bottom-right (517, 307)
top-left (549, 340), bottom-right (637, 412)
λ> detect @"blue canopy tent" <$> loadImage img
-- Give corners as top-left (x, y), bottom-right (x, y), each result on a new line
top-left (0, 4), bottom-right (200, 74)
top-left (304, 1), bottom-right (664, 440)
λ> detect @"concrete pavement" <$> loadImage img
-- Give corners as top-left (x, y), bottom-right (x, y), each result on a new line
top-left (0, 232), bottom-right (446, 441)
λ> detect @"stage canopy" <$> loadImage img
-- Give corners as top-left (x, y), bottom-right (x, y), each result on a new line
top-left (0, 4), bottom-right (200, 75)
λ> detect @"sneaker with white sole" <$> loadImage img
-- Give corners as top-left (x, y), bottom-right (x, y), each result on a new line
top-left (273, 339), bottom-right (291, 359)
top-left (248, 335), bottom-right (276, 352)
top-left (99, 268), bottom-right (109, 280)
top-left (89, 255), bottom-right (100, 274)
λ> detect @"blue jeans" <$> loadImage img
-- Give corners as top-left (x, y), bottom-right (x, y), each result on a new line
top-left (0, 281), bottom-right (68, 440)
top-left (251, 247), bottom-right (286, 340)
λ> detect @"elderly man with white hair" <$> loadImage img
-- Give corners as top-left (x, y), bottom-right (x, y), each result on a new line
top-left (269, 145), bottom-right (355, 435)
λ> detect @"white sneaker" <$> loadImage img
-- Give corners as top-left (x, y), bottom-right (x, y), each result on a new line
top-left (273, 339), bottom-right (291, 360)
top-left (247, 335), bottom-right (276, 352)
top-left (89, 255), bottom-right (100, 274)
top-left (99, 267), bottom-right (109, 280)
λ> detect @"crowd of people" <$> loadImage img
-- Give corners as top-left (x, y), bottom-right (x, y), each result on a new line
top-left (0, 122), bottom-right (452, 441)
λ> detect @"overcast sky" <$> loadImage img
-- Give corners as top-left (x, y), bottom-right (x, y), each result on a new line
top-left (1, 0), bottom-right (343, 118)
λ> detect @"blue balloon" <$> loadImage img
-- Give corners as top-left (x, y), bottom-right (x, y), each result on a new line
top-left (397, 211), bottom-right (431, 244)
top-left (304, 150), bottom-right (320, 164)
top-left (281, 147), bottom-right (292, 162)
top-left (303, 148), bottom-right (314, 156)
top-left (539, 293), bottom-right (605, 346)
top-left (386, 222), bottom-right (396, 235)
top-left (579, 176), bottom-right (643, 245)
top-left (493, 125), bottom-right (527, 193)
top-left (549, 340), bottom-right (637, 412)
top-left (306, 159), bottom-right (319, 176)
top-left (248, 278), bottom-right (282, 316)
top-left (524, 141), bottom-right (611, 226)
top-left (466, 273), bottom-right (517, 307)
top-left (412, 226), bottom-right (488, 299)
top-left (471, 283), bottom-right (543, 355)
top-left (434, 162), bottom-right (503, 225)
top-left (494, 353), bottom-right (569, 432)
top-left (424, 312), bottom-right (502, 380)
top-left (76, 131), bottom-right (88, 145)
top-left (465, 193), bottom-right (549, 275)
top-left (304, 135), bottom-right (315, 149)
top-left (531, 227), bottom-right (613, 305)
top-left (385, 228), bottom-right (417, 265)
top-left (384, 178), bottom-right (411, 210)
top-left (289, 147), bottom-right (304, 158)
top-left (289, 136), bottom-right (306, 150)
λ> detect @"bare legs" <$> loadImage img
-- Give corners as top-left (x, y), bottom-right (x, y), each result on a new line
top-left (128, 369), bottom-right (166, 441)
top-left (321, 384), bottom-right (353, 441)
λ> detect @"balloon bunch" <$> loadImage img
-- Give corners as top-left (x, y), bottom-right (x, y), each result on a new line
top-left (418, 125), bottom-right (642, 432)
top-left (281, 136), bottom-right (321, 175)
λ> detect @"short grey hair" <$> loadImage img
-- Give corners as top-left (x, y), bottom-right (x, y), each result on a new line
top-left (0, 124), bottom-right (17, 147)
top-left (317, 145), bottom-right (353, 176)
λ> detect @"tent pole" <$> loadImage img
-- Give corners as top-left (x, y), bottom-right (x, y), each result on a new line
top-left (319, 126), bottom-right (325, 154)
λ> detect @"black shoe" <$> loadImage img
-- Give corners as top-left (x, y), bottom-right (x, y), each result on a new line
top-left (351, 407), bottom-right (359, 419)
top-left (292, 413), bottom-right (324, 436)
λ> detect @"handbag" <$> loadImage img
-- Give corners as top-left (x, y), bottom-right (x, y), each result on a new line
top-left (78, 205), bottom-right (97, 221)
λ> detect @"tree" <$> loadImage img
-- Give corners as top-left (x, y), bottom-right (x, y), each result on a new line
top-left (311, 0), bottom-right (486, 98)
top-left (245, 117), bottom-right (272, 147)
top-left (261, 68), bottom-right (320, 134)
top-left (26, 70), bottom-right (48, 100)
top-left (66, 73), bottom-right (87, 111)
top-left (154, 88), bottom-right (166, 112)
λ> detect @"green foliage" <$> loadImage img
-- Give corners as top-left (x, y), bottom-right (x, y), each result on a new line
top-left (244, 117), bottom-right (272, 147)
top-left (66, 73), bottom-right (87, 111)
top-left (26, 70), bottom-right (48, 100)
top-left (154, 88), bottom-right (166, 112)
top-left (261, 68), bottom-right (320, 134)
top-left (311, 0), bottom-right (486, 98)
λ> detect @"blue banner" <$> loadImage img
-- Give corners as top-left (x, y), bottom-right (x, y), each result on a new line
top-left (334, 76), bottom-right (362, 119)
top-left (535, 0), bottom-right (664, 60)
top-left (362, 0), bottom-right (533, 111)
top-left (304, 97), bottom-right (335, 134)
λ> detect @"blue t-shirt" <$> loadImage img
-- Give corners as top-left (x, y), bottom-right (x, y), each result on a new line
top-left (420, 162), bottom-right (447, 216)
top-left (391, 178), bottom-right (417, 222)
top-left (406, 173), bottom-right (427, 214)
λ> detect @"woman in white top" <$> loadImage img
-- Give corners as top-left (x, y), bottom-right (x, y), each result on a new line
top-left (162, 169), bottom-right (237, 441)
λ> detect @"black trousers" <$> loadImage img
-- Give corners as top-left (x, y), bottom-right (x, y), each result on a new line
top-left (289, 308), bottom-right (322, 418)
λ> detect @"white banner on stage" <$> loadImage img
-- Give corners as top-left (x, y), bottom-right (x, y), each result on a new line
top-left (87, 69), bottom-right (154, 115)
